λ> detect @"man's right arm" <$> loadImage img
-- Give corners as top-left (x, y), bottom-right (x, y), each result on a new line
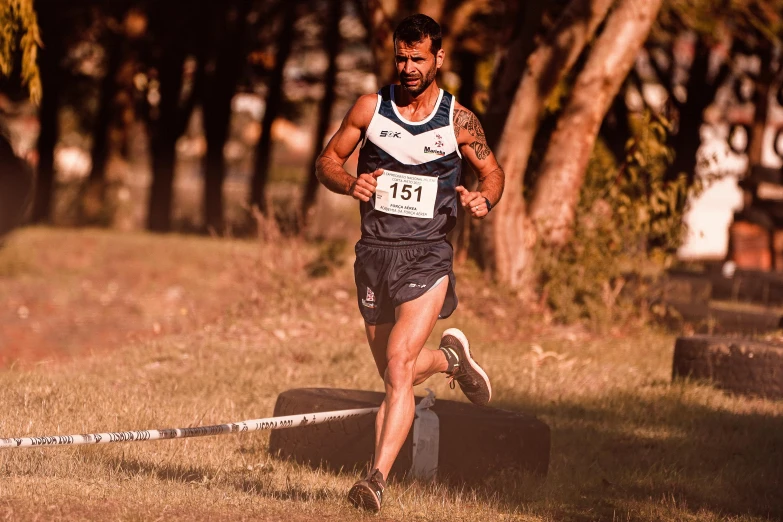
top-left (316, 94), bottom-right (381, 201)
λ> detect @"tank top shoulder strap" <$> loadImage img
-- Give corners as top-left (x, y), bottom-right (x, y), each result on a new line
top-left (439, 90), bottom-right (453, 121)
top-left (361, 90), bottom-right (383, 149)
top-left (441, 89), bottom-right (453, 108)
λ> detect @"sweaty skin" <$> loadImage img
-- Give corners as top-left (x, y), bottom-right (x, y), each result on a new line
top-left (315, 36), bottom-right (505, 481)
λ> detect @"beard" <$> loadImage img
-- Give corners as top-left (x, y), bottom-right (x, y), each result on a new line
top-left (399, 63), bottom-right (437, 96)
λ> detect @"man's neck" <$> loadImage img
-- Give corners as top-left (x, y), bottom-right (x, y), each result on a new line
top-left (394, 81), bottom-right (440, 114)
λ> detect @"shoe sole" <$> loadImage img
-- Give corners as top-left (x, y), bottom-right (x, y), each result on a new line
top-left (442, 327), bottom-right (492, 403)
top-left (348, 483), bottom-right (382, 512)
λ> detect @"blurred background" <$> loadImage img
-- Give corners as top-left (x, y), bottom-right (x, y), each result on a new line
top-left (1, 5), bottom-right (783, 519)
top-left (2, 0), bottom-right (783, 321)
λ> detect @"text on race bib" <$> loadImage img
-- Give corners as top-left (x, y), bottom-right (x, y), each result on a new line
top-left (374, 170), bottom-right (438, 219)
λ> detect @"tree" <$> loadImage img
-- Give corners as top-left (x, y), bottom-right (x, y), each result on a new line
top-left (644, 10), bottom-right (728, 187)
top-left (366, 0), bottom-right (398, 87)
top-left (30, 0), bottom-right (62, 224)
top-left (529, 0), bottom-right (664, 247)
top-left (0, 0), bottom-right (41, 103)
top-left (0, 134), bottom-right (32, 238)
top-left (483, 0), bottom-right (547, 149)
top-left (81, 6), bottom-right (129, 224)
top-left (646, 1), bottom-right (782, 184)
top-left (249, 0), bottom-right (297, 215)
top-left (480, 0), bottom-right (614, 289)
top-left (146, 2), bottom-right (206, 232)
top-left (202, 0), bottom-right (252, 234)
top-left (301, 0), bottom-right (342, 223)
top-left (0, 0), bottom-right (39, 237)
top-left (746, 43), bottom-right (777, 170)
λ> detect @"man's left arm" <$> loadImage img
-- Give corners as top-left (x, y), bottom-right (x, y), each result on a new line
top-left (453, 105), bottom-right (505, 219)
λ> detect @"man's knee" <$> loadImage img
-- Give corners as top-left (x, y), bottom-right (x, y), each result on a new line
top-left (384, 356), bottom-right (415, 390)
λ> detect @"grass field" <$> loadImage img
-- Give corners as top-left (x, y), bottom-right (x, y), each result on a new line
top-left (0, 227), bottom-right (781, 521)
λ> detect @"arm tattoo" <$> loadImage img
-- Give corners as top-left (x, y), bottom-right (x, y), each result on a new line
top-left (454, 108), bottom-right (490, 160)
top-left (453, 109), bottom-right (468, 141)
top-left (454, 109), bottom-right (485, 140)
top-left (469, 141), bottom-right (490, 160)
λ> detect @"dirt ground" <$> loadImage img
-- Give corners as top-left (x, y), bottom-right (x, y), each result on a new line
top-left (0, 227), bottom-right (265, 365)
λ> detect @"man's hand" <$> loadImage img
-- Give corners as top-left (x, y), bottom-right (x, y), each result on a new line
top-left (349, 169), bottom-right (384, 202)
top-left (456, 186), bottom-right (489, 219)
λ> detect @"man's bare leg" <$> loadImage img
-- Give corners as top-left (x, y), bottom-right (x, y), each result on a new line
top-left (365, 320), bottom-right (448, 464)
top-left (365, 323), bottom-right (448, 385)
top-left (365, 281), bottom-right (448, 479)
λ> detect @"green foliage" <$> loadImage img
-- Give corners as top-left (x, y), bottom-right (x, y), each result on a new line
top-left (658, 0), bottom-right (782, 45)
top-left (0, 0), bottom-right (41, 103)
top-left (538, 110), bottom-right (690, 326)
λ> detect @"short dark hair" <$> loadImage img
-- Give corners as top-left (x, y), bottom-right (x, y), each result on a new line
top-left (393, 14), bottom-right (442, 54)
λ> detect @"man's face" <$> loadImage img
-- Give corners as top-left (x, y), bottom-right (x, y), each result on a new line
top-left (394, 37), bottom-right (444, 96)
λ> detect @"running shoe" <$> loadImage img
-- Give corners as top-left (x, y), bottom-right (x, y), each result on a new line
top-left (347, 468), bottom-right (386, 512)
top-left (440, 328), bottom-right (492, 406)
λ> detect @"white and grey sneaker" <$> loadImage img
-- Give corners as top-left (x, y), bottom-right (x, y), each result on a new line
top-left (440, 328), bottom-right (492, 406)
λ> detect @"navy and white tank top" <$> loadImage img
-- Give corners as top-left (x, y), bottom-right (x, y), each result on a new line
top-left (357, 85), bottom-right (462, 241)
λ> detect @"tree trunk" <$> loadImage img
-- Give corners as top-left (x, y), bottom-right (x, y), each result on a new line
top-left (455, 51), bottom-right (477, 111)
top-left (81, 29), bottom-right (124, 225)
top-left (146, 51), bottom-right (187, 232)
top-left (31, 7), bottom-right (63, 224)
top-left (481, 0), bottom-right (614, 289)
top-left (367, 0), bottom-right (398, 87)
top-left (417, 0), bottom-right (445, 64)
top-left (301, 0), bottom-right (342, 224)
top-left (529, 0), bottom-right (664, 247)
top-left (483, 0), bottom-right (547, 148)
top-left (599, 81), bottom-right (631, 163)
top-left (747, 45), bottom-right (774, 170)
top-left (147, 140), bottom-right (178, 231)
top-left (146, 4), bottom-right (203, 232)
top-left (418, 0), bottom-right (446, 20)
top-left (667, 38), bottom-right (728, 184)
top-left (249, 0), bottom-right (296, 214)
top-left (0, 133), bottom-right (33, 238)
top-left (202, 1), bottom-right (251, 234)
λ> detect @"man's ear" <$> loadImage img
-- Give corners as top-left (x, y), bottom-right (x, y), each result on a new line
top-left (436, 48), bottom-right (445, 69)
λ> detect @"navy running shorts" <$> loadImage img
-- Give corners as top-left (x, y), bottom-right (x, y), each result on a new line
top-left (353, 238), bottom-right (458, 325)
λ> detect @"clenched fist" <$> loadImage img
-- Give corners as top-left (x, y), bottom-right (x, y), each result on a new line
top-left (349, 169), bottom-right (384, 202)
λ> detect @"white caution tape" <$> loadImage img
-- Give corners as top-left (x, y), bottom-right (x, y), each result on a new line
top-left (0, 406), bottom-right (379, 449)
top-left (410, 388), bottom-right (439, 480)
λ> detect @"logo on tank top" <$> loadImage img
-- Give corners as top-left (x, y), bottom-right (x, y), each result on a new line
top-left (379, 130), bottom-right (402, 138)
top-left (424, 133), bottom-right (446, 155)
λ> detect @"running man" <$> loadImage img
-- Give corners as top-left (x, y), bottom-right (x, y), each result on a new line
top-left (315, 14), bottom-right (504, 512)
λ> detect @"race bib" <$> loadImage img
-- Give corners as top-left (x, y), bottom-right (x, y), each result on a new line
top-left (374, 170), bottom-right (438, 219)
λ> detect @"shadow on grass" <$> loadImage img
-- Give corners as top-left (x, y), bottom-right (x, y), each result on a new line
top-left (94, 387), bottom-right (782, 520)
top-left (493, 388), bottom-right (783, 520)
top-left (101, 455), bottom-right (333, 503)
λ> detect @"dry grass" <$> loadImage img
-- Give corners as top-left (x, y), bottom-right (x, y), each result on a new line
top-left (0, 227), bottom-right (781, 521)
